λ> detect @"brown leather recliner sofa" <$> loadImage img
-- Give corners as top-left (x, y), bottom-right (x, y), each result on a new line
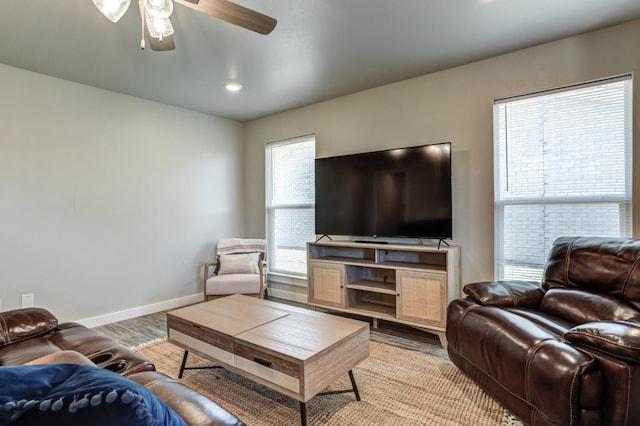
top-left (446, 236), bottom-right (640, 426)
top-left (0, 306), bottom-right (243, 426)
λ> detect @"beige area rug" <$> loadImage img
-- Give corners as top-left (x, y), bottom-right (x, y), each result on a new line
top-left (135, 339), bottom-right (517, 426)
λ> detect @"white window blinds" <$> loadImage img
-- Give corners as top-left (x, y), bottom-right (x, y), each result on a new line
top-left (266, 135), bottom-right (316, 277)
top-left (494, 75), bottom-right (632, 280)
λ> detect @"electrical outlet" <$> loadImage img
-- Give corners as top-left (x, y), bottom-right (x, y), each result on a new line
top-left (21, 293), bottom-right (34, 308)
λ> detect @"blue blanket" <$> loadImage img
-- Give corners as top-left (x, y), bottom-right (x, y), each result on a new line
top-left (0, 363), bottom-right (186, 426)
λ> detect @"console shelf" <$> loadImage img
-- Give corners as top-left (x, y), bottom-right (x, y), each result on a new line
top-left (307, 241), bottom-right (460, 347)
top-left (346, 281), bottom-right (396, 295)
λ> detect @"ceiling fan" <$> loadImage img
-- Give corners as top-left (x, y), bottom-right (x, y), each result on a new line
top-left (92, 0), bottom-right (277, 51)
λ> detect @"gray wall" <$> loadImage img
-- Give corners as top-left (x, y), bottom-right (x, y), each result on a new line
top-left (0, 64), bottom-right (244, 323)
top-left (3, 19), bottom-right (640, 320)
top-left (244, 19), bottom-right (640, 296)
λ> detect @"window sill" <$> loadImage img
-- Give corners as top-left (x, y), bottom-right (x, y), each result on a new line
top-left (267, 271), bottom-right (308, 287)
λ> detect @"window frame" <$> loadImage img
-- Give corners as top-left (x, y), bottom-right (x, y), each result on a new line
top-left (493, 74), bottom-right (632, 280)
top-left (265, 134), bottom-right (316, 278)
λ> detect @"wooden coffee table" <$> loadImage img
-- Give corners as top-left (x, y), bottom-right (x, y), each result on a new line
top-left (166, 295), bottom-right (370, 425)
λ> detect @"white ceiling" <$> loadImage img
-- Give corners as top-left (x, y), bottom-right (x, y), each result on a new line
top-left (2, 0), bottom-right (640, 122)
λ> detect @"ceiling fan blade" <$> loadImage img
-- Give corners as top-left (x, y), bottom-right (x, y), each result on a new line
top-left (175, 0), bottom-right (277, 35)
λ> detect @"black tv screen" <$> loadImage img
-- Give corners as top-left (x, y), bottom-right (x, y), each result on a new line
top-left (315, 142), bottom-right (452, 239)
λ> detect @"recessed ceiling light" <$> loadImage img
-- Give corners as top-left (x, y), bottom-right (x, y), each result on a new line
top-left (225, 82), bottom-right (242, 92)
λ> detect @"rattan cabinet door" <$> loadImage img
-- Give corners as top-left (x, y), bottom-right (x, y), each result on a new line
top-left (396, 270), bottom-right (446, 326)
top-left (308, 261), bottom-right (346, 308)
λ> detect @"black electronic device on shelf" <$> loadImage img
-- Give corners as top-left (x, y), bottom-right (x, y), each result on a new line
top-left (315, 142), bottom-right (452, 240)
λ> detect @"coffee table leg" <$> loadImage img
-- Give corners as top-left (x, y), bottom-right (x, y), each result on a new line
top-left (348, 370), bottom-right (361, 401)
top-left (299, 401), bottom-right (307, 426)
top-left (179, 350), bottom-right (189, 379)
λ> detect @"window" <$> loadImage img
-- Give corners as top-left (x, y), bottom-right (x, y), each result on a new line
top-left (494, 75), bottom-right (632, 280)
top-left (266, 135), bottom-right (316, 277)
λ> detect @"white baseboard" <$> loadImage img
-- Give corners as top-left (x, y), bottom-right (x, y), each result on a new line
top-left (267, 287), bottom-right (308, 304)
top-left (76, 293), bottom-right (202, 328)
top-left (76, 290), bottom-right (308, 328)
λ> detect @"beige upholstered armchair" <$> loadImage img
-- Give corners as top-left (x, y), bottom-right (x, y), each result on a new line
top-left (203, 238), bottom-right (267, 301)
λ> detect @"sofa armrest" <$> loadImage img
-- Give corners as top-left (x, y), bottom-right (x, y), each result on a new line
top-left (129, 371), bottom-right (244, 426)
top-left (463, 280), bottom-right (544, 308)
top-left (565, 320), bottom-right (640, 363)
top-left (204, 262), bottom-right (218, 279)
top-left (0, 307), bottom-right (58, 347)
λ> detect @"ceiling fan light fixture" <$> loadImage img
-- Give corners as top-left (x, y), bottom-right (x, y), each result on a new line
top-left (146, 14), bottom-right (174, 39)
top-left (143, 0), bottom-right (174, 19)
top-left (93, 0), bottom-right (132, 23)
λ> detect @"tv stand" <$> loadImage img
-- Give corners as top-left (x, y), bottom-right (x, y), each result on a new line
top-left (307, 241), bottom-right (460, 347)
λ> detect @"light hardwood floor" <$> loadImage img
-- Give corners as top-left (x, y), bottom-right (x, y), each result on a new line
top-left (94, 297), bottom-right (448, 358)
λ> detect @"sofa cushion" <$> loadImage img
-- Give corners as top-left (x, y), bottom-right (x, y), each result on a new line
top-left (206, 273), bottom-right (262, 295)
top-left (25, 350), bottom-right (96, 366)
top-left (566, 320), bottom-right (640, 363)
top-left (0, 308), bottom-right (58, 347)
top-left (543, 236), bottom-right (640, 310)
top-left (540, 288), bottom-right (640, 324)
top-left (504, 307), bottom-right (574, 336)
top-left (0, 338), bottom-right (64, 366)
top-left (0, 363), bottom-right (186, 426)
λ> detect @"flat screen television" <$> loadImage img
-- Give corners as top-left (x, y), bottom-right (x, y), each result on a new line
top-left (315, 142), bottom-right (452, 239)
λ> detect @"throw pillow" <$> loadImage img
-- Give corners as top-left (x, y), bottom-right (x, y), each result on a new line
top-left (0, 363), bottom-right (186, 426)
top-left (218, 253), bottom-right (261, 275)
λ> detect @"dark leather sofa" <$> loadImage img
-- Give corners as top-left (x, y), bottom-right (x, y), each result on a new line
top-left (0, 306), bottom-right (243, 426)
top-left (446, 236), bottom-right (640, 426)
